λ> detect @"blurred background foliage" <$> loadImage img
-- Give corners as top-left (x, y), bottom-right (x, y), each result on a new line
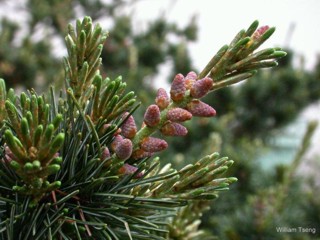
top-left (0, 0), bottom-right (319, 239)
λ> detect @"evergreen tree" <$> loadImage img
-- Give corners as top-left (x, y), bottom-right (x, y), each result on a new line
top-left (0, 16), bottom-right (285, 239)
top-left (2, 1), bottom-right (319, 239)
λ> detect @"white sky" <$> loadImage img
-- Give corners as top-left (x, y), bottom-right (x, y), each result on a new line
top-left (130, 0), bottom-right (320, 70)
top-left (1, 0), bottom-right (319, 70)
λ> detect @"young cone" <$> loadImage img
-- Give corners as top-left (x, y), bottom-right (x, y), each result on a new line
top-left (190, 77), bottom-right (213, 98)
top-left (118, 163), bottom-right (143, 178)
top-left (140, 137), bottom-right (168, 152)
top-left (167, 108), bottom-right (192, 122)
top-left (186, 100), bottom-right (216, 117)
top-left (144, 104), bottom-right (161, 127)
top-left (170, 73), bottom-right (186, 102)
top-left (115, 138), bottom-right (133, 160)
top-left (101, 146), bottom-right (110, 160)
top-left (121, 112), bottom-right (137, 139)
top-left (185, 71), bottom-right (198, 90)
top-left (111, 135), bottom-right (124, 152)
top-left (132, 149), bottom-right (154, 160)
top-left (161, 122), bottom-right (188, 136)
top-left (155, 88), bottom-right (170, 110)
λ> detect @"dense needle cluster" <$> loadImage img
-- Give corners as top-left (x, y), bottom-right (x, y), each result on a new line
top-left (0, 16), bottom-right (285, 239)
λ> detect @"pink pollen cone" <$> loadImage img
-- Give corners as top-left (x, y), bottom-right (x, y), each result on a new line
top-left (186, 100), bottom-right (216, 117)
top-left (170, 73), bottom-right (186, 102)
top-left (144, 104), bottom-right (161, 127)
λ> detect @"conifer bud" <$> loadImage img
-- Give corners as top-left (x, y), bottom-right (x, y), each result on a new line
top-left (186, 100), bottom-right (216, 117)
top-left (121, 112), bottom-right (137, 139)
top-left (46, 164), bottom-right (61, 174)
top-left (132, 149), bottom-right (154, 160)
top-left (51, 156), bottom-right (62, 164)
top-left (115, 138), bottom-right (133, 160)
top-left (48, 133), bottom-right (65, 157)
top-left (252, 25), bottom-right (270, 40)
top-left (118, 163), bottom-right (143, 178)
top-left (140, 137), bottom-right (168, 152)
top-left (155, 88), bottom-right (170, 110)
top-left (185, 71), bottom-right (197, 90)
top-left (4, 145), bottom-right (14, 162)
top-left (161, 122), bottom-right (188, 136)
top-left (10, 160), bottom-right (20, 170)
top-left (144, 104), bottom-right (160, 127)
top-left (186, 71), bottom-right (197, 80)
top-left (190, 77), bottom-right (213, 98)
top-left (111, 135), bottom-right (124, 152)
top-left (170, 74), bottom-right (186, 102)
top-left (167, 108), bottom-right (192, 122)
top-left (101, 146), bottom-right (110, 160)
top-left (28, 146), bottom-right (38, 160)
top-left (114, 127), bottom-right (122, 136)
top-left (99, 123), bottom-right (111, 135)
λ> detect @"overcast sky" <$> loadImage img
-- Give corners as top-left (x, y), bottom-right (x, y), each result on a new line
top-left (130, 0), bottom-right (320, 71)
top-left (1, 0), bottom-right (319, 70)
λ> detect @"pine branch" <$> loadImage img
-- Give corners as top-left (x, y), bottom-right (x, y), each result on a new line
top-left (168, 201), bottom-right (215, 240)
top-left (64, 16), bottom-right (108, 105)
top-left (0, 17), bottom-right (286, 239)
top-left (198, 21), bottom-right (286, 91)
top-left (2, 89), bottom-right (64, 203)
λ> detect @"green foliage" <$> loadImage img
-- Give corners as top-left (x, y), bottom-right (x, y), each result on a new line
top-left (1, 84), bottom-right (64, 203)
top-left (2, 2), bottom-right (320, 239)
top-left (169, 201), bottom-right (215, 240)
top-left (0, 15), bottom-right (286, 239)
